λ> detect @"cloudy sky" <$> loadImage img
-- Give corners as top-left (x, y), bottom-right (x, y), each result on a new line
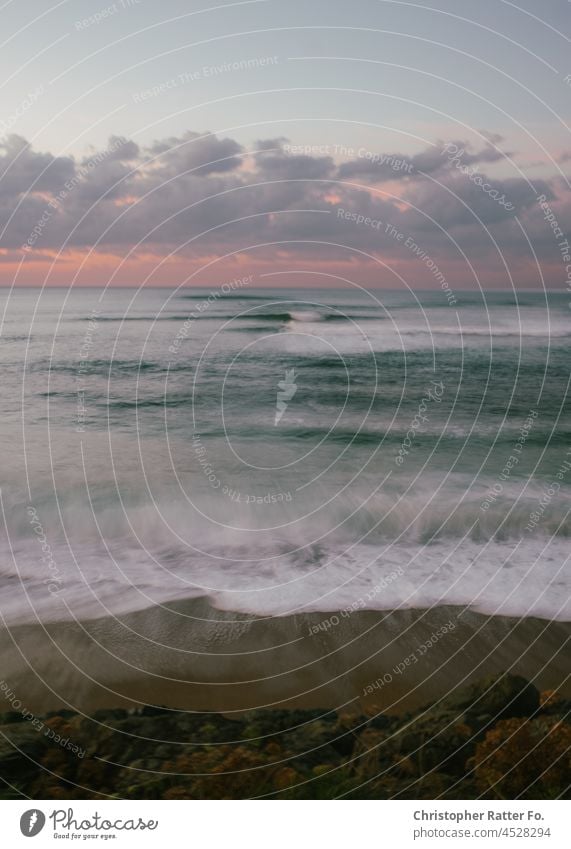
top-left (1, 0), bottom-right (569, 287)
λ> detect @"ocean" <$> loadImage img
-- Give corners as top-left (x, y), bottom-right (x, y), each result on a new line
top-left (1, 286), bottom-right (569, 627)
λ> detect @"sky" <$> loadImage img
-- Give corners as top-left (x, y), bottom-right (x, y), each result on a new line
top-left (0, 0), bottom-right (569, 288)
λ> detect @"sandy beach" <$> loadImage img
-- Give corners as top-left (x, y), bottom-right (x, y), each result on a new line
top-left (3, 601), bottom-right (569, 716)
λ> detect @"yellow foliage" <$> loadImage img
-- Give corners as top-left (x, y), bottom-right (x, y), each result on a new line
top-left (469, 717), bottom-right (571, 798)
top-left (540, 689), bottom-right (562, 708)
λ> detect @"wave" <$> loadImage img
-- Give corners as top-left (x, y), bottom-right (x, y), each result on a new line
top-left (1, 489), bottom-right (570, 623)
top-left (75, 311), bottom-right (362, 324)
top-left (30, 359), bottom-right (191, 375)
top-left (6, 480), bottom-right (571, 545)
top-left (3, 457), bottom-right (570, 624)
top-left (244, 310), bottom-right (350, 323)
top-left (287, 309), bottom-right (326, 322)
top-left (68, 316), bottom-right (178, 322)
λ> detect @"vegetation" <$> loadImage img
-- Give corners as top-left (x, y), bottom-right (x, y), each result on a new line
top-left (0, 675), bottom-right (568, 799)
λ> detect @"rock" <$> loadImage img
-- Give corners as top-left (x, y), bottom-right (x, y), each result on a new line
top-left (398, 714), bottom-right (475, 776)
top-left (368, 715), bottom-right (392, 731)
top-left (241, 708), bottom-right (331, 738)
top-left (45, 710), bottom-right (77, 720)
top-left (351, 728), bottom-right (394, 780)
top-left (441, 674), bottom-right (539, 721)
top-left (139, 705), bottom-right (172, 717)
top-left (0, 724), bottom-right (49, 784)
top-left (0, 711), bottom-right (26, 725)
top-left (0, 676), bottom-right (563, 800)
top-left (92, 709), bottom-right (128, 722)
top-left (328, 729), bottom-right (358, 758)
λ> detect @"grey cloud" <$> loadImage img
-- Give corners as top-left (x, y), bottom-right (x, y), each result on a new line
top-left (0, 130), bottom-right (566, 278)
top-left (338, 140), bottom-right (507, 183)
top-left (0, 134), bottom-right (75, 198)
top-left (147, 130), bottom-right (243, 176)
top-left (254, 137), bottom-right (289, 152)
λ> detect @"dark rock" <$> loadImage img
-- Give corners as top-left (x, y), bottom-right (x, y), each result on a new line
top-left (441, 674), bottom-right (539, 721)
top-left (140, 706), bottom-right (172, 718)
top-left (0, 675), bottom-right (564, 800)
top-left (368, 715), bottom-right (392, 731)
top-left (44, 710), bottom-right (78, 720)
top-left (328, 729), bottom-right (358, 758)
top-left (398, 712), bottom-right (475, 776)
top-left (462, 713), bottom-right (495, 734)
top-left (540, 698), bottom-right (571, 717)
top-left (241, 708), bottom-right (333, 738)
top-left (0, 711), bottom-right (26, 725)
top-left (92, 709), bottom-right (128, 722)
top-left (0, 726), bottom-right (48, 783)
top-left (351, 728), bottom-right (394, 780)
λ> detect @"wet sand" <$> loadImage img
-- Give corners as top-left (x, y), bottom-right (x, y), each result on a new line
top-left (1, 599), bottom-right (570, 715)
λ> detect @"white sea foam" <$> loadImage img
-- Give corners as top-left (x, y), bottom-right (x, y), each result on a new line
top-left (1, 531), bottom-right (569, 624)
top-left (0, 288), bottom-right (568, 629)
top-left (287, 309), bottom-right (326, 322)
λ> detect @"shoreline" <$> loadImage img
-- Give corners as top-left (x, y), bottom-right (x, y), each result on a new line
top-left (1, 600), bottom-right (570, 715)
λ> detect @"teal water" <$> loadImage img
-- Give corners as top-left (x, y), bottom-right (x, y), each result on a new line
top-left (0, 287), bottom-right (569, 622)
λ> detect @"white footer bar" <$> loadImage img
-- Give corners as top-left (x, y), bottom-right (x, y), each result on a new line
top-left (2, 800), bottom-right (568, 849)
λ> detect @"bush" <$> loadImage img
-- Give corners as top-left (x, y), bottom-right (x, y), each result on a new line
top-left (469, 717), bottom-right (571, 799)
